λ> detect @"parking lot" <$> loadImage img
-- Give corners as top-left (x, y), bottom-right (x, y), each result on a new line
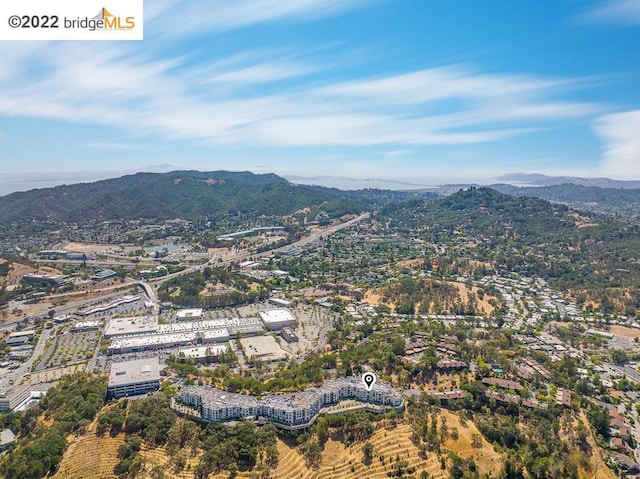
top-left (34, 329), bottom-right (99, 371)
top-left (29, 363), bottom-right (87, 385)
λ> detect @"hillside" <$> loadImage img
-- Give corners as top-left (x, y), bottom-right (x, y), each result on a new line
top-left (379, 187), bottom-right (640, 313)
top-left (50, 408), bottom-right (615, 479)
top-left (0, 171), bottom-right (365, 224)
top-left (491, 183), bottom-right (640, 220)
top-left (495, 173), bottom-right (640, 189)
top-left (364, 278), bottom-right (499, 316)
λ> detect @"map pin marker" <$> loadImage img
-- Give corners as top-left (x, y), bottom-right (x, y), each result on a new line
top-left (362, 372), bottom-right (376, 391)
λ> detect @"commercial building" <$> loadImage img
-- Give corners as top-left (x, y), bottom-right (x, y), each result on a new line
top-left (76, 295), bottom-right (140, 317)
top-left (176, 309), bottom-right (204, 321)
top-left (0, 429), bottom-right (15, 451)
top-left (269, 297), bottom-right (292, 308)
top-left (22, 274), bottom-right (65, 288)
top-left (281, 327), bottom-right (299, 343)
top-left (217, 226), bottom-right (285, 241)
top-left (177, 345), bottom-right (229, 362)
top-left (0, 385), bottom-right (31, 412)
top-left (5, 330), bottom-right (36, 346)
top-left (91, 269), bottom-right (117, 282)
top-left (104, 316), bottom-right (158, 338)
top-left (70, 321), bottom-right (101, 332)
top-left (259, 309), bottom-right (296, 330)
top-left (107, 358), bottom-right (161, 399)
top-left (179, 377), bottom-right (404, 430)
top-left (106, 317), bottom-right (263, 354)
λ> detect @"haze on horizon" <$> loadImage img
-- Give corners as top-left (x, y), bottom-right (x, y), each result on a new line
top-left (0, 0), bottom-right (639, 194)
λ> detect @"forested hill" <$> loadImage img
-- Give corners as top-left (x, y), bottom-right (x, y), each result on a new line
top-left (490, 183), bottom-right (640, 220)
top-left (0, 170), bottom-right (366, 223)
top-left (380, 187), bottom-right (640, 312)
top-left (382, 187), bottom-right (580, 240)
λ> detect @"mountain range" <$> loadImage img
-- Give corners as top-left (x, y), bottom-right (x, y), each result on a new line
top-left (1, 170), bottom-right (640, 225)
top-left (0, 170), bottom-right (367, 224)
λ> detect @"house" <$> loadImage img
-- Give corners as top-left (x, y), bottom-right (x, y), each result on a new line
top-left (611, 452), bottom-right (640, 473)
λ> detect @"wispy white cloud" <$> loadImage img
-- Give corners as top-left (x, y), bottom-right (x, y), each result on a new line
top-left (85, 141), bottom-right (151, 150)
top-left (595, 110), bottom-right (640, 178)
top-left (580, 0), bottom-right (640, 26)
top-left (204, 61), bottom-right (316, 88)
top-left (0, 1), bottom-right (603, 153)
top-left (147, 0), bottom-right (379, 37)
top-left (383, 149), bottom-right (413, 158)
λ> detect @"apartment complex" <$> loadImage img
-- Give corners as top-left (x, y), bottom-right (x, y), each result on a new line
top-left (179, 377), bottom-right (403, 430)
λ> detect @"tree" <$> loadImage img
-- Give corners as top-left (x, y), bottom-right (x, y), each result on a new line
top-left (362, 441), bottom-right (374, 465)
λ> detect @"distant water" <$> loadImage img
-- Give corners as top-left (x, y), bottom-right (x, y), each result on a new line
top-left (284, 175), bottom-right (435, 191)
top-left (0, 179), bottom-right (73, 197)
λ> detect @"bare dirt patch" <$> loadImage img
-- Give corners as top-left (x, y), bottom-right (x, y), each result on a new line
top-left (610, 325), bottom-right (640, 339)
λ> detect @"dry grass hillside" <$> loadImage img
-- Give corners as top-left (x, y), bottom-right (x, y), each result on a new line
top-left (52, 415), bottom-right (498, 479)
top-left (53, 432), bottom-right (125, 479)
top-left (50, 408), bottom-right (614, 479)
top-left (363, 279), bottom-right (499, 316)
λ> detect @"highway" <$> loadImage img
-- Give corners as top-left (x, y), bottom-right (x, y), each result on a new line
top-left (2, 213), bottom-right (369, 381)
top-left (148, 212), bottom-right (370, 288)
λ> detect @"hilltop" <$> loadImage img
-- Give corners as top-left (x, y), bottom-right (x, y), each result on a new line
top-left (0, 171), bottom-right (364, 224)
top-left (378, 187), bottom-right (640, 313)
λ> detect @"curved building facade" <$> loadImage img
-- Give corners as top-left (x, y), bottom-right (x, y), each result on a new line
top-left (178, 377), bottom-right (403, 429)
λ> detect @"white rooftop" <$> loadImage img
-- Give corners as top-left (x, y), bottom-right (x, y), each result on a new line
top-left (259, 308), bottom-right (296, 325)
top-left (109, 358), bottom-right (160, 387)
top-left (104, 316), bottom-right (158, 338)
top-left (7, 330), bottom-right (36, 338)
top-left (176, 308), bottom-right (203, 319)
top-left (178, 345), bottom-right (228, 359)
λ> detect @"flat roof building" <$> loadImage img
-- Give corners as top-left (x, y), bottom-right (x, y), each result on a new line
top-left (177, 345), bottom-right (228, 361)
top-left (259, 309), bottom-right (296, 331)
top-left (104, 316), bottom-right (158, 338)
top-left (176, 309), bottom-right (204, 321)
top-left (269, 298), bottom-right (292, 307)
top-left (6, 330), bottom-right (36, 346)
top-left (108, 358), bottom-right (161, 399)
top-left (92, 269), bottom-right (117, 282)
top-left (0, 385), bottom-right (31, 412)
top-left (105, 317), bottom-right (262, 354)
top-left (22, 274), bottom-right (65, 288)
top-left (281, 327), bottom-right (299, 343)
top-left (0, 428), bottom-right (15, 451)
top-left (70, 321), bottom-right (101, 332)
top-left (108, 332), bottom-right (198, 354)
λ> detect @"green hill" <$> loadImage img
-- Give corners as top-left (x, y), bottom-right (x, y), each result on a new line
top-left (491, 183), bottom-right (640, 220)
top-left (0, 171), bottom-right (363, 223)
top-left (380, 187), bottom-right (640, 313)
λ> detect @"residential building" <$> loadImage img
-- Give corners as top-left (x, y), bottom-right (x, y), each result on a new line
top-left (179, 377), bottom-right (403, 429)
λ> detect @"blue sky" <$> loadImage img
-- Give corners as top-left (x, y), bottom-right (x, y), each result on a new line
top-left (0, 0), bottom-right (639, 193)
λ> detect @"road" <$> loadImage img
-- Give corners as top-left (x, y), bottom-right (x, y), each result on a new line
top-left (148, 212), bottom-right (370, 289)
top-left (5, 323), bottom-right (59, 386)
top-left (611, 364), bottom-right (640, 383)
top-left (2, 213), bottom-right (369, 382)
